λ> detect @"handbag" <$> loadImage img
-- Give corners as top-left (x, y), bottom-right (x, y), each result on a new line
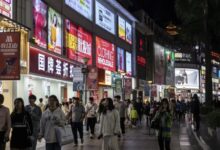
top-left (55, 124), bottom-right (73, 146)
top-left (150, 117), bottom-right (160, 129)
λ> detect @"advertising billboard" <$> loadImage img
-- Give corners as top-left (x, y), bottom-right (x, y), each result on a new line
top-left (126, 22), bottom-right (132, 44)
top-left (165, 50), bottom-right (175, 85)
top-left (29, 47), bottom-right (75, 81)
top-left (126, 51), bottom-right (132, 76)
top-left (65, 19), bottom-right (92, 65)
top-left (0, 32), bottom-right (20, 80)
top-left (96, 36), bottom-right (115, 71)
top-left (48, 8), bottom-right (62, 54)
top-left (95, 1), bottom-right (115, 34)
top-left (0, 0), bottom-right (13, 18)
top-left (33, 0), bottom-right (47, 49)
top-left (65, 0), bottom-right (93, 20)
top-left (136, 31), bottom-right (146, 80)
top-left (117, 47), bottom-right (125, 72)
top-left (154, 43), bottom-right (165, 84)
top-left (175, 68), bottom-right (199, 89)
top-left (118, 16), bottom-right (125, 40)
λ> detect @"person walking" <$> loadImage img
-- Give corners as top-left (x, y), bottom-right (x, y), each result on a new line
top-left (98, 98), bottom-right (121, 150)
top-left (38, 95), bottom-right (66, 150)
top-left (85, 97), bottom-right (98, 139)
top-left (38, 98), bottom-right (45, 112)
top-left (136, 97), bottom-right (144, 126)
top-left (192, 94), bottom-right (200, 131)
top-left (115, 95), bottom-right (126, 134)
top-left (25, 94), bottom-right (42, 150)
top-left (10, 98), bottom-right (33, 150)
top-left (152, 98), bottom-right (172, 150)
top-left (0, 94), bottom-right (11, 150)
top-left (67, 97), bottom-right (85, 146)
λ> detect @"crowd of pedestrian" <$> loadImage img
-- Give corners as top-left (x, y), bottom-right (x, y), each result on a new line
top-left (0, 93), bottom-right (202, 150)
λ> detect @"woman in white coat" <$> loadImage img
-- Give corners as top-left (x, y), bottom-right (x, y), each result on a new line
top-left (98, 98), bottom-right (121, 150)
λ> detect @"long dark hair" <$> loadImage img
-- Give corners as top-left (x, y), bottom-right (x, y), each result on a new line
top-left (49, 95), bottom-right (60, 107)
top-left (161, 98), bottom-right (170, 112)
top-left (12, 98), bottom-right (25, 114)
top-left (103, 98), bottom-right (115, 114)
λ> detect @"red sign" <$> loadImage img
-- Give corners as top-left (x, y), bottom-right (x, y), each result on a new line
top-left (96, 37), bottom-right (116, 71)
top-left (137, 56), bottom-right (146, 66)
top-left (65, 19), bottom-right (92, 65)
top-left (0, 32), bottom-right (20, 80)
top-left (29, 46), bottom-right (76, 81)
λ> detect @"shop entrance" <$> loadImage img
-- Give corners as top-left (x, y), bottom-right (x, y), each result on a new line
top-left (61, 85), bottom-right (67, 102)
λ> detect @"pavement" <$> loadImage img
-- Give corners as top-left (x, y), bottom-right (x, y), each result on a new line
top-left (6, 118), bottom-right (202, 150)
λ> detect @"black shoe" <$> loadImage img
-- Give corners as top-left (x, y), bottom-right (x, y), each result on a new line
top-left (81, 139), bottom-right (84, 144)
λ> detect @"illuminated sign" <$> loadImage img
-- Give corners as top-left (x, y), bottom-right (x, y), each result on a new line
top-left (33, 0), bottom-right (47, 49)
top-left (29, 47), bottom-right (75, 81)
top-left (48, 8), bottom-right (62, 55)
top-left (65, 19), bottom-right (92, 65)
top-left (0, 0), bottom-right (12, 18)
top-left (125, 21), bottom-right (132, 44)
top-left (95, 1), bottom-right (115, 34)
top-left (117, 47), bottom-right (125, 72)
top-left (65, 0), bottom-right (93, 20)
top-left (126, 52), bottom-right (132, 76)
top-left (118, 16), bottom-right (125, 40)
top-left (96, 36), bottom-right (115, 71)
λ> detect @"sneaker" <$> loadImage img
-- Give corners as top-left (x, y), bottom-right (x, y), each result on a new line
top-left (90, 134), bottom-right (94, 139)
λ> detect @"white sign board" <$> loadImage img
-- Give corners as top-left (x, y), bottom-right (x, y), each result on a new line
top-left (95, 0), bottom-right (115, 34)
top-left (72, 67), bottom-right (83, 82)
top-left (65, 0), bottom-right (93, 20)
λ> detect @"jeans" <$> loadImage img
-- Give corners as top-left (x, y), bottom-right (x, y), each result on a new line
top-left (71, 122), bottom-right (83, 144)
top-left (46, 143), bottom-right (61, 150)
top-left (120, 117), bottom-right (125, 134)
top-left (0, 131), bottom-right (6, 150)
top-left (87, 117), bottom-right (96, 135)
top-left (158, 135), bottom-right (170, 150)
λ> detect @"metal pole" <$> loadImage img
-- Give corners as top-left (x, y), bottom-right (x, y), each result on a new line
top-left (85, 71), bottom-right (88, 104)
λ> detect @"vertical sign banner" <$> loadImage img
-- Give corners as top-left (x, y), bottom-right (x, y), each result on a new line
top-left (65, 19), bottom-right (92, 65)
top-left (87, 67), bottom-right (98, 90)
top-left (126, 22), bottom-right (132, 44)
top-left (72, 67), bottom-right (84, 91)
top-left (96, 36), bottom-right (116, 71)
top-left (154, 43), bottom-right (165, 84)
top-left (151, 85), bottom-right (157, 97)
top-left (48, 7), bottom-right (62, 55)
top-left (117, 47), bottom-right (125, 72)
top-left (65, 0), bottom-right (93, 20)
top-left (115, 78), bottom-right (122, 93)
top-left (0, 0), bottom-right (13, 18)
top-left (118, 16), bottom-right (125, 40)
top-left (124, 78), bottom-right (132, 99)
top-left (126, 52), bottom-right (132, 76)
top-left (33, 0), bottom-right (47, 49)
top-left (165, 50), bottom-right (175, 85)
top-left (0, 32), bottom-right (20, 80)
top-left (95, 1), bottom-right (115, 34)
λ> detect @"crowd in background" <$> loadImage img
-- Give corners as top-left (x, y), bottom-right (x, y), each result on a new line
top-left (0, 93), bottom-right (201, 150)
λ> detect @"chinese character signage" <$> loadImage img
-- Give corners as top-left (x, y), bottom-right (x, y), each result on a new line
top-left (65, 0), bottom-right (93, 20)
top-left (117, 47), bottom-right (125, 72)
top-left (65, 19), bottom-right (92, 65)
top-left (0, 32), bottom-right (20, 80)
top-left (95, 1), bottom-right (115, 34)
top-left (118, 16), bottom-right (125, 40)
top-left (96, 36), bottom-right (116, 71)
top-left (0, 0), bottom-right (13, 18)
top-left (48, 8), bottom-right (62, 54)
top-left (136, 31), bottom-right (146, 80)
top-left (125, 22), bottom-right (132, 44)
top-left (126, 52), bottom-right (132, 76)
top-left (33, 0), bottom-right (47, 49)
top-left (29, 47), bottom-right (75, 81)
top-left (154, 43), bottom-right (165, 84)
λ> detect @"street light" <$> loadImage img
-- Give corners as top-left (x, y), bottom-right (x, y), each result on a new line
top-left (82, 57), bottom-right (89, 104)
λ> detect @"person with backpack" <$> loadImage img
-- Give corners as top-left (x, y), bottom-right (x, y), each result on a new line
top-left (85, 97), bottom-right (98, 139)
top-left (152, 98), bottom-right (172, 150)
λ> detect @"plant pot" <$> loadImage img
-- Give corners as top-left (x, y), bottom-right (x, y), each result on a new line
top-left (216, 127), bottom-right (220, 141)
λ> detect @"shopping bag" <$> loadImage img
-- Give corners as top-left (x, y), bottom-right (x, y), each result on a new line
top-left (55, 124), bottom-right (73, 146)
